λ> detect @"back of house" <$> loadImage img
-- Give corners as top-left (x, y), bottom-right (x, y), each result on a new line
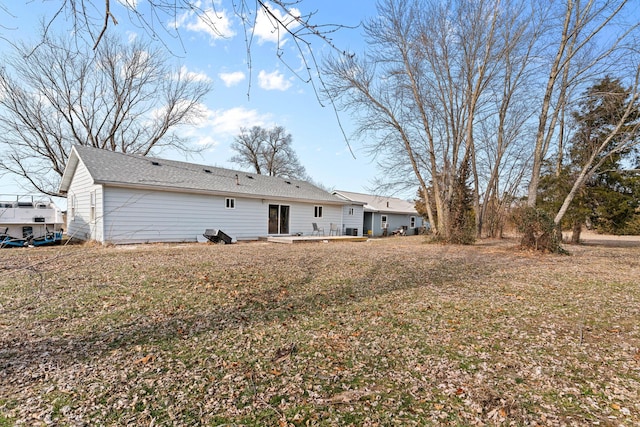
top-left (59, 146), bottom-right (354, 244)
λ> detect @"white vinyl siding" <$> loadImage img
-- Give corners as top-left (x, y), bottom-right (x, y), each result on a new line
top-left (99, 187), bottom-right (346, 244)
top-left (341, 204), bottom-right (363, 236)
top-left (288, 203), bottom-right (341, 236)
top-left (102, 187), bottom-right (266, 244)
top-left (65, 161), bottom-right (103, 242)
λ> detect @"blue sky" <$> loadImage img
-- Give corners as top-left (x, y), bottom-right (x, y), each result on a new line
top-left (0, 1), bottom-right (401, 198)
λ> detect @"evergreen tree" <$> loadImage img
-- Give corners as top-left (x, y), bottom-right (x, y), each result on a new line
top-left (538, 76), bottom-right (640, 241)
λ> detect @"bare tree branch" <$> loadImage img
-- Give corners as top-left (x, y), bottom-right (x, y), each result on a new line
top-left (229, 125), bottom-right (308, 179)
top-left (0, 30), bottom-right (212, 196)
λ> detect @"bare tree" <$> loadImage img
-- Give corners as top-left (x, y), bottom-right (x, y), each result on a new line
top-left (526, 0), bottom-right (639, 208)
top-left (229, 126), bottom-right (265, 175)
top-left (0, 31), bottom-right (212, 195)
top-left (324, 1), bottom-right (440, 236)
top-left (230, 125), bottom-right (308, 179)
top-left (474, 0), bottom-right (542, 237)
top-left (324, 0), bottom-right (532, 242)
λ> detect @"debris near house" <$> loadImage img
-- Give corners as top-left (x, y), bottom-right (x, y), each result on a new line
top-left (203, 229), bottom-right (234, 244)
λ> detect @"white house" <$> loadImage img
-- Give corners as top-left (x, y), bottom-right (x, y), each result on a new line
top-left (333, 190), bottom-right (425, 237)
top-left (58, 146), bottom-right (355, 244)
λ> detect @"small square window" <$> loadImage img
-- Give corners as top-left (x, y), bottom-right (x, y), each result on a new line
top-left (314, 206), bottom-right (323, 218)
top-left (225, 198), bottom-right (235, 209)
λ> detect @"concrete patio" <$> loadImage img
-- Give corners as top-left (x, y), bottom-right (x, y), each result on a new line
top-left (262, 235), bottom-right (369, 244)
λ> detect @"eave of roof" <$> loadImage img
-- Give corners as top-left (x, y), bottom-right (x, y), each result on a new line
top-left (98, 180), bottom-right (348, 205)
top-left (333, 190), bottom-right (418, 214)
top-left (58, 147), bottom-right (80, 194)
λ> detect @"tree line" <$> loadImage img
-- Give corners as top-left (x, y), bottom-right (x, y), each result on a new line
top-left (322, 0), bottom-right (640, 249)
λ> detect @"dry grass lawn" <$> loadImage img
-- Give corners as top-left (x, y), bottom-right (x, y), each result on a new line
top-left (1, 235), bottom-right (639, 426)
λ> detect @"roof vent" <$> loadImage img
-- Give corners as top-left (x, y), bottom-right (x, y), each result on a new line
top-left (151, 161), bottom-right (161, 166)
top-left (203, 169), bottom-right (212, 173)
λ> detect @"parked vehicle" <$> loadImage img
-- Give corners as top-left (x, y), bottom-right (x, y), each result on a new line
top-left (0, 195), bottom-right (64, 248)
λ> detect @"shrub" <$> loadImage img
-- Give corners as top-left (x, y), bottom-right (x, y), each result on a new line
top-left (511, 206), bottom-right (566, 254)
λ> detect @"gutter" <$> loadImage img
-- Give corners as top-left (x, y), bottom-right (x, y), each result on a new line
top-left (94, 181), bottom-right (351, 206)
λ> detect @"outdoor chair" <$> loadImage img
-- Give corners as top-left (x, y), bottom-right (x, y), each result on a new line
top-left (329, 223), bottom-right (340, 236)
top-left (311, 222), bottom-right (324, 236)
top-left (392, 226), bottom-right (407, 236)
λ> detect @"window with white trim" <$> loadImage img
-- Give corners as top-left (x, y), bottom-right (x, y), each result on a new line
top-left (225, 198), bottom-right (235, 209)
top-left (348, 207), bottom-right (354, 215)
top-left (314, 206), bottom-right (323, 218)
top-left (410, 216), bottom-right (416, 228)
top-left (381, 215), bottom-right (388, 229)
top-left (69, 195), bottom-right (75, 220)
top-left (90, 191), bottom-right (96, 222)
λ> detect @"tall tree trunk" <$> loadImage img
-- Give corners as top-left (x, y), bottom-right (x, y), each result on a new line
top-left (421, 186), bottom-right (436, 235)
top-left (527, 1), bottom-right (573, 207)
top-left (528, 0), bottom-right (630, 207)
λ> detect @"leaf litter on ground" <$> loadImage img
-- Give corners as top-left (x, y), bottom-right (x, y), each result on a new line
top-left (0, 235), bottom-right (639, 426)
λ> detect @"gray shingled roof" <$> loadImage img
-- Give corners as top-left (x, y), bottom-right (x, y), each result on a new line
top-left (333, 190), bottom-right (418, 214)
top-left (60, 145), bottom-right (345, 204)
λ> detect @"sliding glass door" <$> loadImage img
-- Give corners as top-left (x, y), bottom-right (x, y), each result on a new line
top-left (268, 204), bottom-right (290, 234)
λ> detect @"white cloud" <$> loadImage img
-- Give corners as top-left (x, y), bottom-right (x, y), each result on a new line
top-left (254, 1), bottom-right (301, 45)
top-left (175, 65), bottom-right (212, 83)
top-left (174, 2), bottom-right (236, 41)
top-left (208, 107), bottom-right (272, 135)
top-left (174, 105), bottom-right (273, 148)
top-left (117, 0), bottom-right (139, 9)
top-left (219, 71), bottom-right (246, 87)
top-left (258, 70), bottom-right (292, 91)
top-left (125, 31), bottom-right (138, 44)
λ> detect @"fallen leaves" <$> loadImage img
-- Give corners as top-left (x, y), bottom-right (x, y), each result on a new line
top-left (271, 343), bottom-right (297, 364)
top-left (134, 354), bottom-right (155, 365)
top-left (1, 237), bottom-right (640, 425)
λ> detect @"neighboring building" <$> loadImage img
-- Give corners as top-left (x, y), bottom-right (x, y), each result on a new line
top-left (333, 190), bottom-right (425, 237)
top-left (58, 145), bottom-right (352, 244)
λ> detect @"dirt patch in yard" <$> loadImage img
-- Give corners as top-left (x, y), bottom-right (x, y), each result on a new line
top-left (1, 236), bottom-right (639, 426)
